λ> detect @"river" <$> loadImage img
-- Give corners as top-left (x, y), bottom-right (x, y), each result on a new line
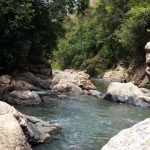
top-left (15, 79), bottom-right (150, 150)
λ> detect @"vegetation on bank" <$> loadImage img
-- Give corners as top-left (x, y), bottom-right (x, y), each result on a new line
top-left (54, 0), bottom-right (150, 76)
top-left (1, 0), bottom-right (150, 77)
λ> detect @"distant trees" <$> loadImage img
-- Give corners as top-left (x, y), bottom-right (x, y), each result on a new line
top-left (54, 0), bottom-right (150, 76)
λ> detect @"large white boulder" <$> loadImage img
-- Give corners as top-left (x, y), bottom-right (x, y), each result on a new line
top-left (104, 82), bottom-right (150, 107)
top-left (0, 113), bottom-right (31, 150)
top-left (104, 82), bottom-right (143, 103)
top-left (101, 118), bottom-right (150, 150)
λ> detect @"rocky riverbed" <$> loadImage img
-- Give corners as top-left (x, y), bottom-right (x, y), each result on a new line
top-left (0, 69), bottom-right (102, 149)
top-left (1, 58), bottom-right (150, 149)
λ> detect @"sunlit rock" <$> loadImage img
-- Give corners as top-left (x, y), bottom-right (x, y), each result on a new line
top-left (101, 118), bottom-right (150, 150)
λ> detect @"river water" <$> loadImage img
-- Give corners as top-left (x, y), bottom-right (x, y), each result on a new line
top-left (15, 79), bottom-right (150, 150)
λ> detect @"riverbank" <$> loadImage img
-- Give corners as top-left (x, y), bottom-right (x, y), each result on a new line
top-left (1, 67), bottom-right (150, 149)
top-left (0, 69), bottom-right (102, 149)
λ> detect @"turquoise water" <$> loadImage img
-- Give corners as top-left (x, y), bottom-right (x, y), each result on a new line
top-left (15, 79), bottom-right (150, 150)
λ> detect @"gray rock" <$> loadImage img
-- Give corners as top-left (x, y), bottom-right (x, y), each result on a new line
top-left (0, 101), bottom-right (61, 147)
top-left (41, 96), bottom-right (58, 102)
top-left (101, 118), bottom-right (150, 150)
top-left (140, 87), bottom-right (150, 94)
top-left (5, 90), bottom-right (42, 106)
top-left (0, 114), bottom-right (32, 150)
top-left (89, 90), bottom-right (102, 98)
top-left (11, 79), bottom-right (38, 90)
top-left (134, 95), bottom-right (150, 107)
top-left (26, 116), bottom-right (61, 143)
top-left (52, 81), bottom-right (83, 95)
top-left (51, 70), bottom-right (96, 95)
top-left (16, 72), bottom-right (51, 90)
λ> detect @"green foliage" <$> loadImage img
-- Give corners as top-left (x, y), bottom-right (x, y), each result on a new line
top-left (53, 7), bottom-right (103, 70)
top-left (117, 2), bottom-right (150, 57)
top-left (0, 0), bottom-right (89, 74)
top-left (54, 0), bottom-right (150, 77)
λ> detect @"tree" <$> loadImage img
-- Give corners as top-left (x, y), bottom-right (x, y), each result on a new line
top-left (54, 0), bottom-right (150, 76)
top-left (0, 0), bottom-right (90, 74)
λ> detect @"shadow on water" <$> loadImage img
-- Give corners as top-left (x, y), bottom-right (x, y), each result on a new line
top-left (15, 79), bottom-right (150, 150)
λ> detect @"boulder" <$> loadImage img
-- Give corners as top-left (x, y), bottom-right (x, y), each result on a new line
top-left (25, 116), bottom-right (61, 143)
top-left (0, 114), bottom-right (31, 150)
top-left (0, 75), bottom-right (11, 84)
top-left (77, 71), bottom-right (90, 78)
top-left (11, 79), bottom-right (38, 91)
top-left (140, 87), bottom-right (150, 94)
top-left (89, 90), bottom-right (102, 98)
top-left (52, 70), bottom-right (76, 85)
top-left (101, 118), bottom-right (150, 150)
top-left (134, 95), bottom-right (150, 107)
top-left (103, 82), bottom-right (143, 103)
top-left (0, 101), bottom-right (61, 147)
top-left (4, 90), bottom-right (42, 106)
top-left (103, 82), bottom-right (150, 107)
top-left (51, 70), bottom-right (96, 95)
top-left (52, 81), bottom-right (83, 95)
top-left (16, 72), bottom-right (51, 90)
top-left (76, 75), bottom-right (96, 90)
